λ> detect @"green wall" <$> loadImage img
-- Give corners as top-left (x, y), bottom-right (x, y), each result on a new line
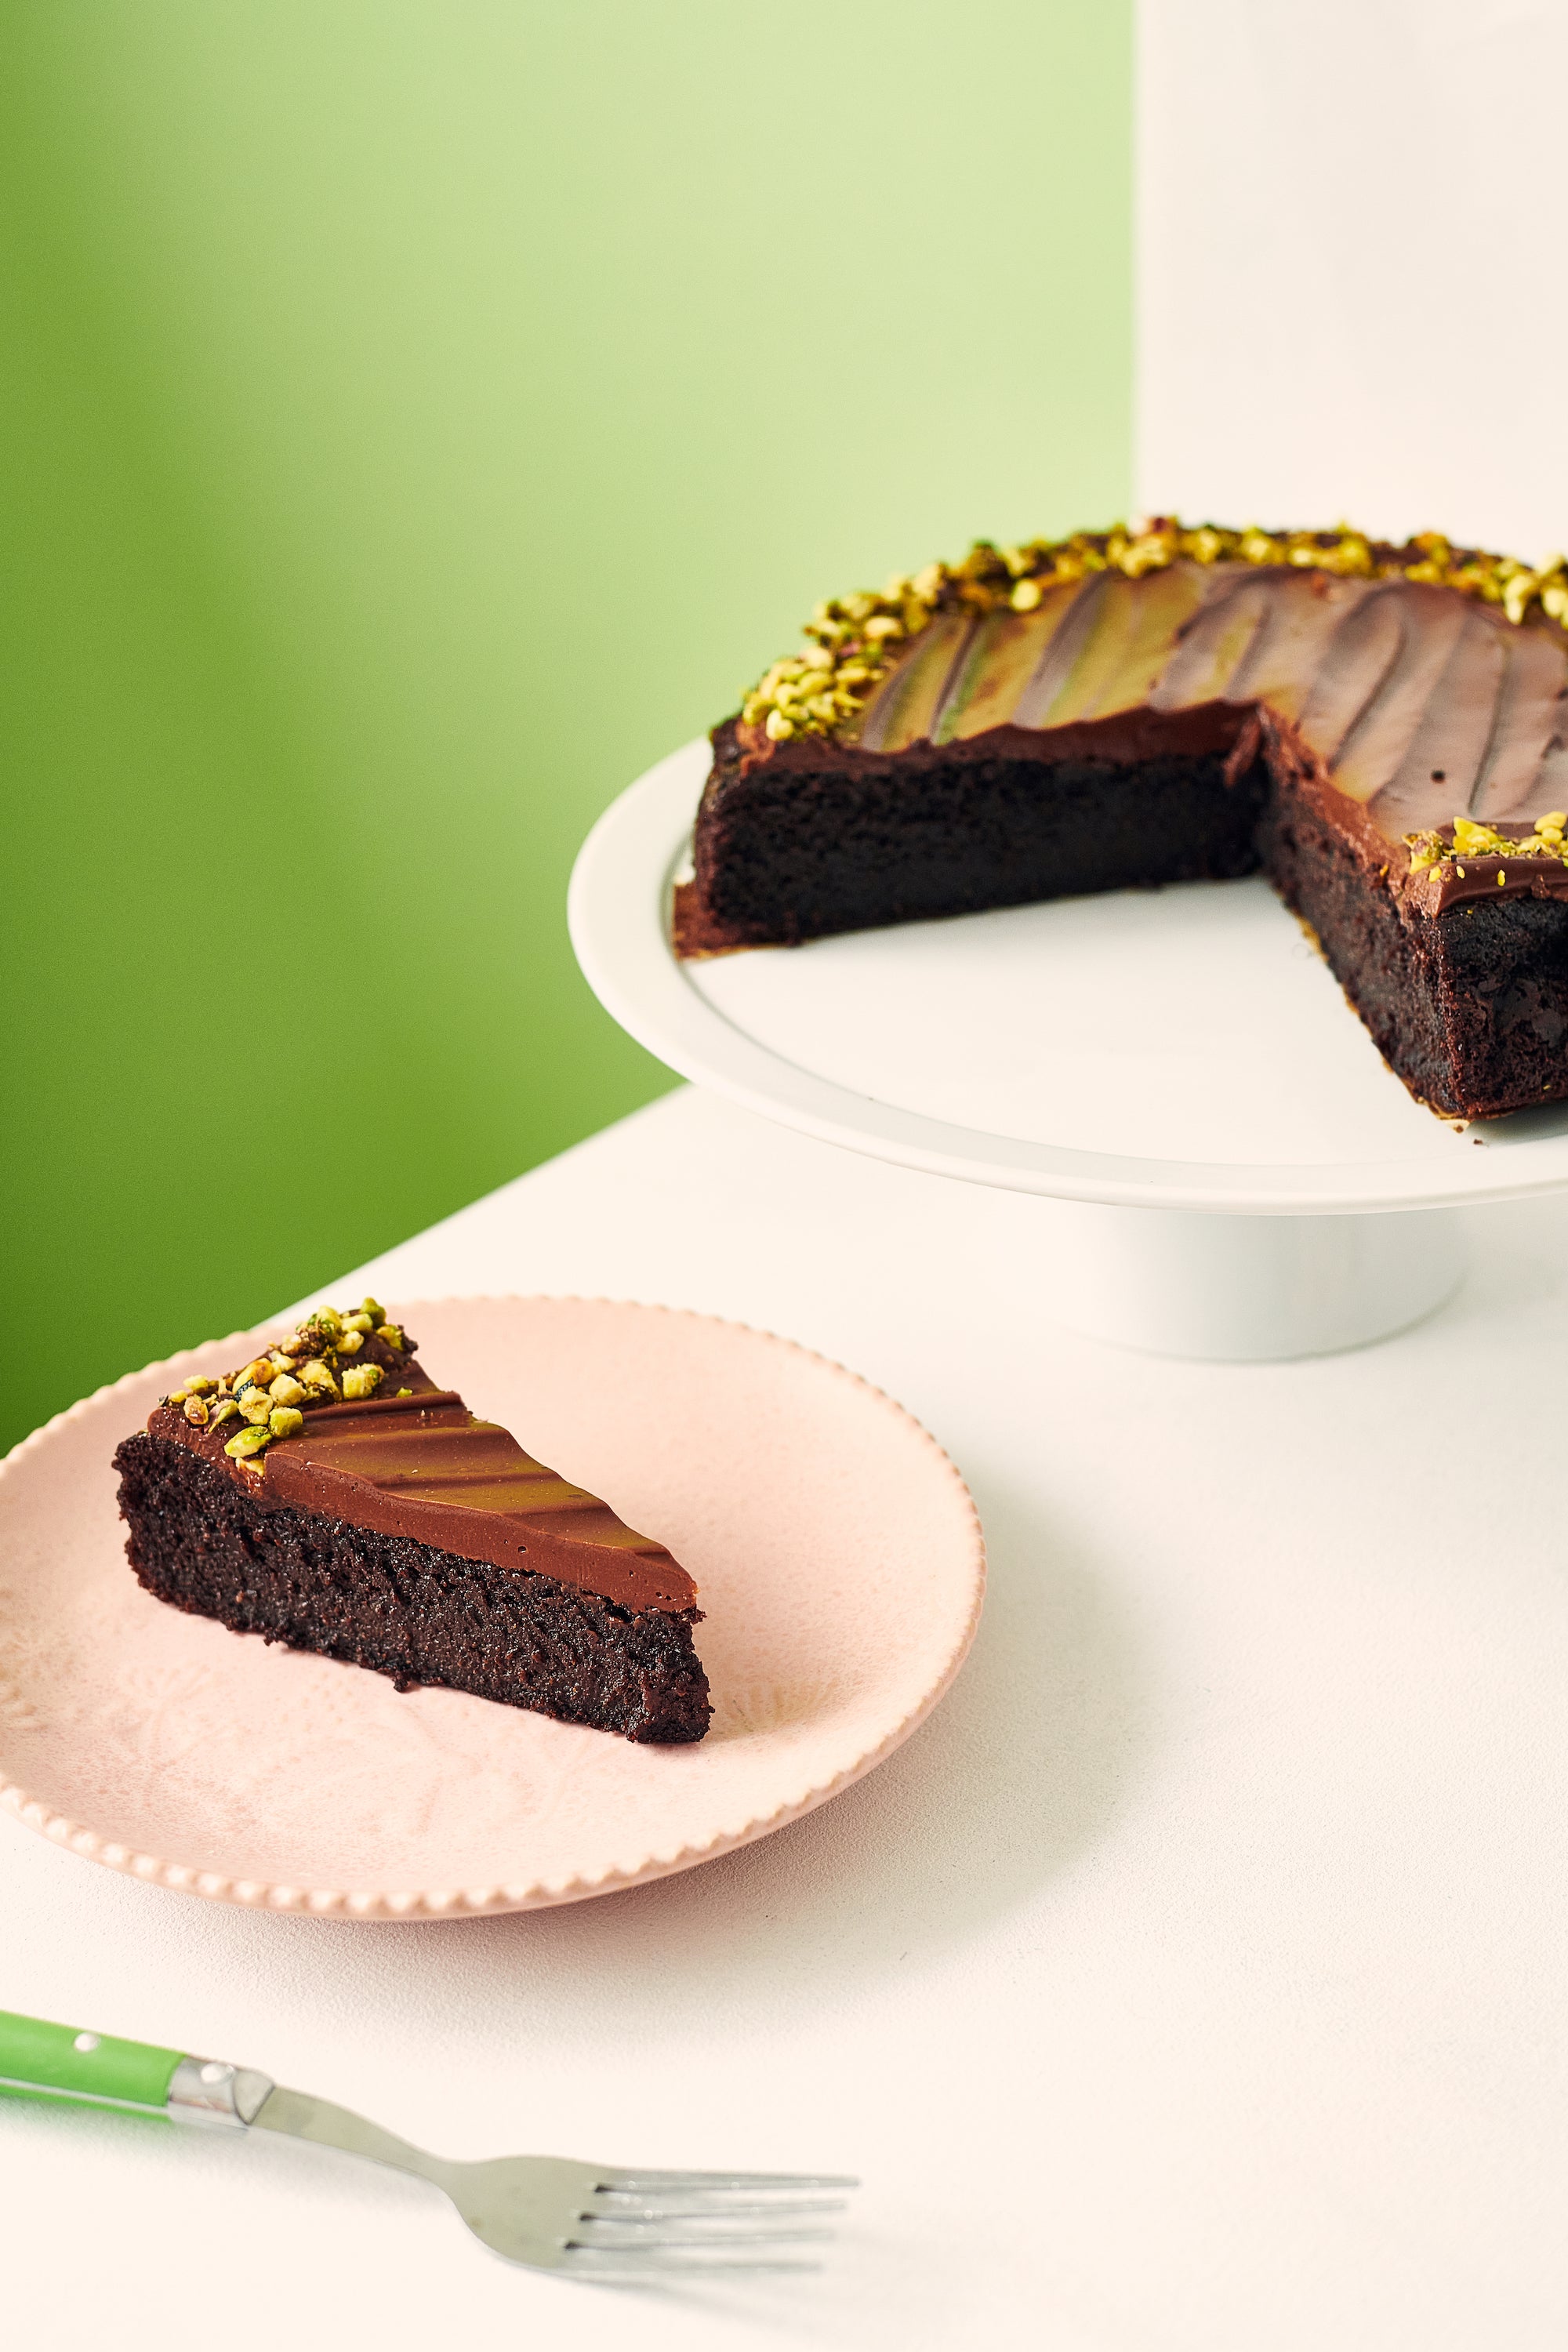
top-left (0, 1), bottom-right (1131, 1453)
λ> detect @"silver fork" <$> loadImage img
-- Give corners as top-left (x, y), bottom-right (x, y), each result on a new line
top-left (246, 2078), bottom-right (855, 2277)
top-left (0, 2013), bottom-right (856, 2280)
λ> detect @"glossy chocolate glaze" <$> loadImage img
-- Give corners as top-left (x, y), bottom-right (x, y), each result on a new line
top-left (701, 564), bottom-right (1568, 918)
top-left (147, 1354), bottom-right (695, 1614)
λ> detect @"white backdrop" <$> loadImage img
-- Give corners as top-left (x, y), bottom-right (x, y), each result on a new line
top-left (1138, 0), bottom-right (1568, 558)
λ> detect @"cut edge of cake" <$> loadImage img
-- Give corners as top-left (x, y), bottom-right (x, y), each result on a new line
top-left (674, 518), bottom-right (1568, 1121)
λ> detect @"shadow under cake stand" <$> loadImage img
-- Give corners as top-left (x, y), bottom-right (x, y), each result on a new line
top-left (568, 741), bottom-right (1568, 1360)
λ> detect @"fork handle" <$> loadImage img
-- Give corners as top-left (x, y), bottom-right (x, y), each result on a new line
top-left (0, 2009), bottom-right (184, 2115)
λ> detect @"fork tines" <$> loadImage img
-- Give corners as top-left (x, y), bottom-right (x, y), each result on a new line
top-left (603, 2170), bottom-right (858, 2190)
top-left (564, 2169), bottom-right (858, 2274)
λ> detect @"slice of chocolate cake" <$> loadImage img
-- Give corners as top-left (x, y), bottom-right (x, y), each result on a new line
top-left (676, 521), bottom-right (1568, 1121)
top-left (113, 1301), bottom-right (710, 1744)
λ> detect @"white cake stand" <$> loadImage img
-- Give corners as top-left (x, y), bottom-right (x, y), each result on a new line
top-left (568, 741), bottom-right (1568, 1359)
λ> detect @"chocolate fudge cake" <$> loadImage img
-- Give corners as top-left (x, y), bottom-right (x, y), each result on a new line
top-left (113, 1301), bottom-right (710, 1744)
top-left (675, 521), bottom-right (1568, 1120)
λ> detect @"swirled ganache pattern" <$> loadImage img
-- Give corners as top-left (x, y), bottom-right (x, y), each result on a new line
top-left (675, 522), bottom-right (1568, 1120)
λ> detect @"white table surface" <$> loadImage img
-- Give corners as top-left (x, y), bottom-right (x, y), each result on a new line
top-left (5, 1083), bottom-right (1567, 2350)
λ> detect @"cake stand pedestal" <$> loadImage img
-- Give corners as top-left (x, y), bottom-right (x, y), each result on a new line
top-left (568, 742), bottom-right (1568, 1361)
top-left (1028, 1200), bottom-right (1462, 1360)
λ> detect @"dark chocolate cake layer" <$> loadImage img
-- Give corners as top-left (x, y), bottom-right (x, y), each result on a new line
top-left (678, 524), bottom-right (1568, 1120)
top-left (679, 706), bottom-right (1267, 950)
top-left (113, 1301), bottom-right (710, 1744)
top-left (114, 1432), bottom-right (710, 1744)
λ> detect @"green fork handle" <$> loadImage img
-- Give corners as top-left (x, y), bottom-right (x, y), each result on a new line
top-left (0, 2008), bottom-right (185, 2115)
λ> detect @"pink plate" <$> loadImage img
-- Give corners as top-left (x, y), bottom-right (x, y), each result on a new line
top-left (0, 1298), bottom-right (984, 1918)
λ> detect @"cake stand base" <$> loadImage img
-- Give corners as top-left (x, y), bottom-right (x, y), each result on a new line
top-left (1036, 1203), bottom-right (1465, 1361)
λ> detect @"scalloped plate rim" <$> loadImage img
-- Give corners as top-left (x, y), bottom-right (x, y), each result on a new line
top-left (0, 1295), bottom-right (985, 1921)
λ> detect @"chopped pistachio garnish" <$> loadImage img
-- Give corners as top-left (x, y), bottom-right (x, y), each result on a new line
top-left (182, 1299), bottom-right (408, 1457)
top-left (741, 520), bottom-right (1568, 742)
top-left (1403, 813), bottom-right (1568, 880)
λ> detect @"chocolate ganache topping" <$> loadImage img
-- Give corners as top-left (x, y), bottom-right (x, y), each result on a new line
top-left (739, 518), bottom-right (1568, 750)
top-left (719, 537), bottom-right (1568, 913)
top-left (151, 1303), bottom-right (693, 1614)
